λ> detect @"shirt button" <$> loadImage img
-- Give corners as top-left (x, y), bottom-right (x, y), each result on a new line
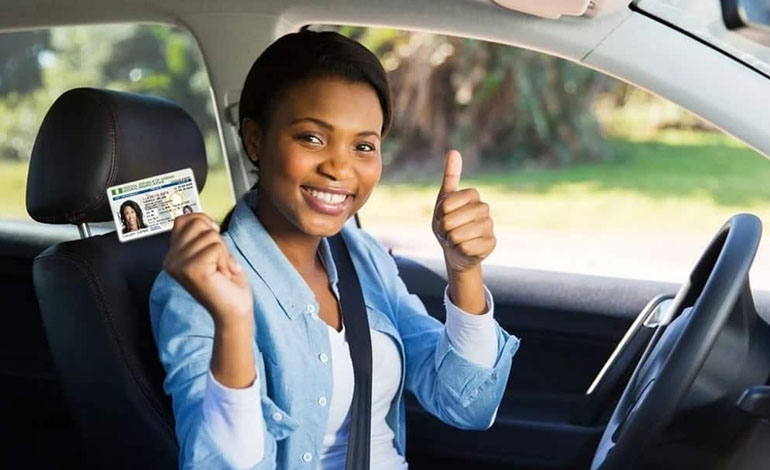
top-left (306, 304), bottom-right (316, 314)
top-left (272, 412), bottom-right (283, 422)
top-left (302, 452), bottom-right (313, 462)
top-left (318, 353), bottom-right (328, 363)
top-left (318, 396), bottom-right (327, 407)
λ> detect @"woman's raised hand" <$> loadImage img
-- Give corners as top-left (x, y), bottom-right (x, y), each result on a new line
top-left (163, 213), bottom-right (253, 328)
top-left (432, 150), bottom-right (496, 273)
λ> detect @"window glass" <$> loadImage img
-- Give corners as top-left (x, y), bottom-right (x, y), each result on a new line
top-left (0, 24), bottom-right (233, 222)
top-left (323, 26), bottom-right (770, 289)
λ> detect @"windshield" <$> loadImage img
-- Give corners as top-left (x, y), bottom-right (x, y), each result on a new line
top-left (638, 0), bottom-right (770, 76)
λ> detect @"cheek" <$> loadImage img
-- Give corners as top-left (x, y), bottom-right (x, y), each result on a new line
top-left (265, 144), bottom-right (312, 185)
top-left (356, 159), bottom-right (382, 201)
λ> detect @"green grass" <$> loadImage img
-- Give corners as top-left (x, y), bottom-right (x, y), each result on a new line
top-left (359, 130), bottom-right (770, 234)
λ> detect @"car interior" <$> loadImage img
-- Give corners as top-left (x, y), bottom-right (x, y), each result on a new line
top-left (0, 1), bottom-right (769, 469)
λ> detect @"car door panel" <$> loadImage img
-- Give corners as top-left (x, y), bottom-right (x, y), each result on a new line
top-left (396, 255), bottom-right (682, 469)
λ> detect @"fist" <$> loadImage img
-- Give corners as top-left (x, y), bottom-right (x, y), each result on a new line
top-left (163, 213), bottom-right (253, 327)
top-left (432, 150), bottom-right (496, 273)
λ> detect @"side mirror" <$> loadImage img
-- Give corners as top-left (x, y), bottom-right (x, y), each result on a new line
top-left (721, 0), bottom-right (770, 45)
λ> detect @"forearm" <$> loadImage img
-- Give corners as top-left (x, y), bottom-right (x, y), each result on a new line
top-left (446, 264), bottom-right (487, 315)
top-left (210, 316), bottom-right (256, 388)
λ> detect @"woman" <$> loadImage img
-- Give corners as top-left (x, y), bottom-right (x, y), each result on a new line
top-left (150, 30), bottom-right (520, 470)
top-left (119, 199), bottom-right (147, 233)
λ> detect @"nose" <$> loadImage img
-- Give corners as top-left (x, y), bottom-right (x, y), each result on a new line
top-left (318, 146), bottom-right (354, 181)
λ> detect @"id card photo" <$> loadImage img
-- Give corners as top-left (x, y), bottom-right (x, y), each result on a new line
top-left (106, 168), bottom-right (202, 243)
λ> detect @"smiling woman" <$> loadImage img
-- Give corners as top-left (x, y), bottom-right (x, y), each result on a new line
top-left (240, 78), bottom-right (384, 238)
top-left (150, 29), bottom-right (518, 470)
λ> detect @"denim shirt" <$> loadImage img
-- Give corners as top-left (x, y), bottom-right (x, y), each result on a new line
top-left (150, 190), bottom-right (521, 470)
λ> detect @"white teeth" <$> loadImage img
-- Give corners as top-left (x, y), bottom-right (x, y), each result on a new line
top-left (308, 188), bottom-right (347, 204)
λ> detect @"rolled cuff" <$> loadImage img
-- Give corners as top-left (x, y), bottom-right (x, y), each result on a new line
top-left (202, 369), bottom-right (265, 468)
top-left (444, 284), bottom-right (498, 367)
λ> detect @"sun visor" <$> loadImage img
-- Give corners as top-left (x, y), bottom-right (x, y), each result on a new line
top-left (492, 0), bottom-right (628, 19)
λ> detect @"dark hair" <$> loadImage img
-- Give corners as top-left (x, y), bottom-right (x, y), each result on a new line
top-left (239, 29), bottom-right (393, 152)
top-left (221, 30), bottom-right (393, 232)
top-left (119, 199), bottom-right (147, 233)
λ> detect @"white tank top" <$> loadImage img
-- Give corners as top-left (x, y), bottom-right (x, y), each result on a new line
top-left (319, 324), bottom-right (408, 470)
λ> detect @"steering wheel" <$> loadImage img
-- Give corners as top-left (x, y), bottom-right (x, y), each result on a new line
top-left (591, 214), bottom-right (763, 470)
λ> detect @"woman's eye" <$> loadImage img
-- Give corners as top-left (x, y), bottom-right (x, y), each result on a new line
top-left (355, 143), bottom-right (376, 152)
top-left (298, 134), bottom-right (323, 145)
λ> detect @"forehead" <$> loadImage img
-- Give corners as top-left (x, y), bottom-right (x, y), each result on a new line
top-left (276, 77), bottom-right (383, 133)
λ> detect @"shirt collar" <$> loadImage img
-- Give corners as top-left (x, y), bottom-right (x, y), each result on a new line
top-left (227, 189), bottom-right (339, 320)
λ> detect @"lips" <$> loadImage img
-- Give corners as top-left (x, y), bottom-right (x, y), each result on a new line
top-left (300, 186), bottom-right (353, 216)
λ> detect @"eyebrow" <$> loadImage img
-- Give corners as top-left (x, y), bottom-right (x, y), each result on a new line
top-left (290, 117), bottom-right (380, 139)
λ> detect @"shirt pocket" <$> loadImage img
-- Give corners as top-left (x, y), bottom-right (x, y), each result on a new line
top-left (256, 351), bottom-right (299, 441)
top-left (260, 395), bottom-right (299, 441)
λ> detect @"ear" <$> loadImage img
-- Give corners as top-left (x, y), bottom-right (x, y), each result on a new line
top-left (241, 118), bottom-right (262, 165)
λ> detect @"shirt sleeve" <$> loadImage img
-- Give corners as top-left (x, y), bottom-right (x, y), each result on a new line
top-left (201, 370), bottom-right (265, 468)
top-left (443, 285), bottom-right (498, 368)
top-left (149, 270), bottom-right (290, 470)
top-left (354, 228), bottom-right (520, 431)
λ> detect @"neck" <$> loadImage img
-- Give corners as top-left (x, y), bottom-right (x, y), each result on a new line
top-left (255, 191), bottom-right (322, 274)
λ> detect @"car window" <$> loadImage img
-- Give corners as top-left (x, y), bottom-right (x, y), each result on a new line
top-left (319, 26), bottom-right (770, 290)
top-left (0, 24), bottom-right (234, 223)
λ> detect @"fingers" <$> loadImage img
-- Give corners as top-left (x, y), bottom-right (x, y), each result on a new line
top-left (170, 213), bottom-right (219, 246)
top-left (437, 200), bottom-right (490, 233)
top-left (443, 217), bottom-right (494, 248)
top-left (438, 150), bottom-right (463, 196)
top-left (453, 236), bottom-right (496, 259)
top-left (165, 213), bottom-right (238, 279)
top-left (435, 187), bottom-right (481, 217)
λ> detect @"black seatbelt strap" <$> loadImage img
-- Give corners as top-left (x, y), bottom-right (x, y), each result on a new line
top-left (328, 233), bottom-right (372, 470)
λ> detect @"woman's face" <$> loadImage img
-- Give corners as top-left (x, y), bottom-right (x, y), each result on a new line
top-left (244, 77), bottom-right (384, 238)
top-left (122, 206), bottom-right (139, 231)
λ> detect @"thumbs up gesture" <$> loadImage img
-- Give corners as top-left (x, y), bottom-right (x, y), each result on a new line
top-left (432, 150), bottom-right (496, 273)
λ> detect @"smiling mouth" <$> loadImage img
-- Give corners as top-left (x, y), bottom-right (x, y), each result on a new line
top-left (305, 187), bottom-right (349, 204)
top-left (300, 186), bottom-right (353, 215)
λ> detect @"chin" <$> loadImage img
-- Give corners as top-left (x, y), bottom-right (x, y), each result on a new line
top-left (300, 215), bottom-right (348, 237)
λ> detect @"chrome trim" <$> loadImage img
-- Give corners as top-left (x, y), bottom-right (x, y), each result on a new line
top-left (77, 222), bottom-right (92, 239)
top-left (586, 294), bottom-right (674, 395)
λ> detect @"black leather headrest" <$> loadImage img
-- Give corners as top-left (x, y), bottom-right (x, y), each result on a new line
top-left (26, 88), bottom-right (208, 224)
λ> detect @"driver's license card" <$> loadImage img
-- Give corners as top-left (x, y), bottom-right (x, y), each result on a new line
top-left (106, 168), bottom-right (202, 243)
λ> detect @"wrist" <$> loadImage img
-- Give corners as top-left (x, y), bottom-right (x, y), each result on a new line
top-left (212, 308), bottom-right (254, 332)
top-left (211, 320), bottom-right (256, 389)
top-left (447, 264), bottom-right (482, 282)
top-left (446, 265), bottom-right (487, 315)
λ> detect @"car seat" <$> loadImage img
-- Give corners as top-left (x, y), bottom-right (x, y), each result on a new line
top-left (26, 88), bottom-right (209, 469)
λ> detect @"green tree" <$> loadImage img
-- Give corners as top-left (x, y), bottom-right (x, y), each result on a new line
top-left (338, 27), bottom-right (612, 172)
top-left (0, 24), bottom-right (220, 165)
top-left (0, 30), bottom-right (50, 96)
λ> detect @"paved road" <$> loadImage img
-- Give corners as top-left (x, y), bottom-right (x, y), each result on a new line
top-left (367, 226), bottom-right (770, 290)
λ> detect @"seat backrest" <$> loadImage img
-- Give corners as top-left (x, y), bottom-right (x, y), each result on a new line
top-left (26, 88), bottom-right (209, 469)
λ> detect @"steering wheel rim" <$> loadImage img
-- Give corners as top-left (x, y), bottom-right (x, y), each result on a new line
top-left (591, 214), bottom-right (763, 470)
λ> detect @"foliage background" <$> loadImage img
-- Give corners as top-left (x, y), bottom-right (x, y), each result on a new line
top-left (0, 24), bottom-right (767, 286)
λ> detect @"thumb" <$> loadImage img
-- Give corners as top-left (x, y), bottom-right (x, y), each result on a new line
top-left (439, 150), bottom-right (463, 195)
